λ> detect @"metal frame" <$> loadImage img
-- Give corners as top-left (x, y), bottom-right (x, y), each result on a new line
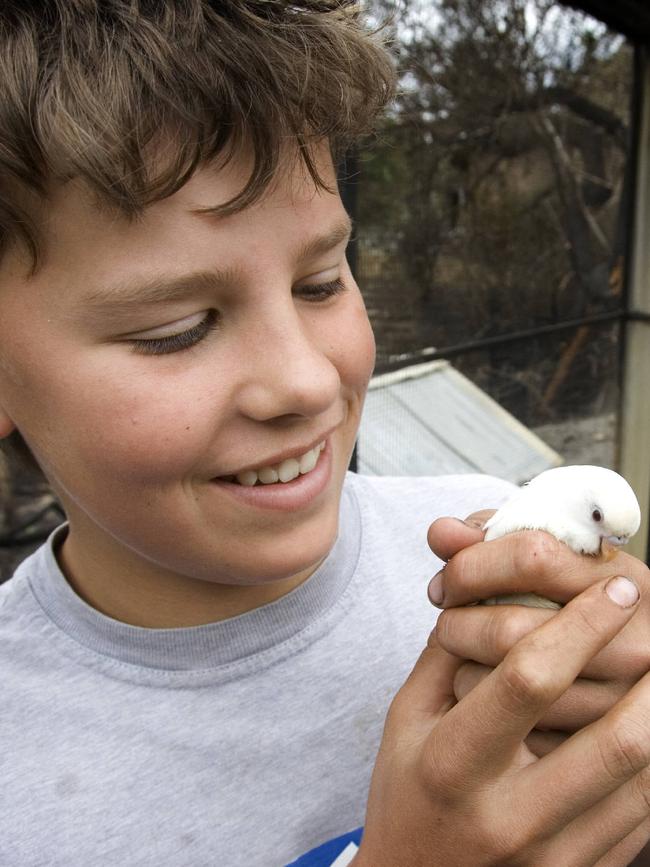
top-left (620, 45), bottom-right (650, 562)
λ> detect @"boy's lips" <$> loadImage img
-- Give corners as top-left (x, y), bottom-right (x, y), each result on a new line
top-left (210, 438), bottom-right (333, 512)
top-left (213, 426), bottom-right (339, 478)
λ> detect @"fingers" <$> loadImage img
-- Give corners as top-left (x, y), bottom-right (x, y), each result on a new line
top-left (535, 768), bottom-right (650, 867)
top-left (428, 575), bottom-right (640, 785)
top-left (436, 602), bottom-right (649, 682)
top-left (437, 602), bottom-right (553, 666)
top-left (592, 823), bottom-right (650, 867)
top-left (517, 666), bottom-right (650, 839)
top-left (386, 629), bottom-right (465, 737)
top-left (525, 729), bottom-right (569, 757)
top-left (454, 660), bottom-right (628, 732)
top-left (426, 510), bottom-right (493, 562)
top-left (429, 532), bottom-right (649, 609)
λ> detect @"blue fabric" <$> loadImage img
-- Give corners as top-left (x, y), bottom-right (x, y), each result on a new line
top-left (286, 828), bottom-right (363, 866)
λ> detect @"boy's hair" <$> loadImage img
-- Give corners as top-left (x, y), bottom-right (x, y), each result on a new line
top-left (0, 0), bottom-right (395, 474)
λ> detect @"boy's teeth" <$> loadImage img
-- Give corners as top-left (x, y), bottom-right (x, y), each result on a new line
top-left (278, 458), bottom-right (300, 483)
top-left (299, 448), bottom-right (318, 474)
top-left (257, 466), bottom-right (279, 484)
top-left (234, 442), bottom-right (325, 486)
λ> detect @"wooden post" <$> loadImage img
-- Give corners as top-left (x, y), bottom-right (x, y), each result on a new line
top-left (620, 46), bottom-right (650, 563)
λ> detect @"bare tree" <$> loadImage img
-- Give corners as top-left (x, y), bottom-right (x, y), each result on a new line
top-left (358, 0), bottom-right (632, 424)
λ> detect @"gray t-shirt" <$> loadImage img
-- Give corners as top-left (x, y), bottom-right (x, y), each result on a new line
top-left (0, 472), bottom-right (513, 867)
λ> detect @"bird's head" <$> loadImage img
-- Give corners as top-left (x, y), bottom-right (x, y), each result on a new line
top-left (526, 465), bottom-right (641, 557)
top-left (591, 497), bottom-right (641, 560)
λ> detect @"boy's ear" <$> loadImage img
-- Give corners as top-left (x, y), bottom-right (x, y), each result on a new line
top-left (0, 408), bottom-right (16, 438)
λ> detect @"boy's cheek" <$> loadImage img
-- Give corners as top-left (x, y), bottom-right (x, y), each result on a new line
top-left (0, 408), bottom-right (15, 438)
top-left (24, 384), bottom-right (210, 490)
top-left (333, 294), bottom-right (376, 391)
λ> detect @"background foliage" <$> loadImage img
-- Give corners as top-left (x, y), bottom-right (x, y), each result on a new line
top-left (356, 0), bottom-right (633, 428)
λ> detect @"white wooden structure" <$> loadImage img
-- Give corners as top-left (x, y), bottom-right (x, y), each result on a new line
top-left (358, 360), bottom-right (561, 485)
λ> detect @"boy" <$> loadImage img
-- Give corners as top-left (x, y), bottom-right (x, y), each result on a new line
top-left (1, 2), bottom-right (649, 865)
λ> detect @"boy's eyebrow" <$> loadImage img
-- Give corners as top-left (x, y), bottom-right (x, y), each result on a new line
top-left (82, 268), bottom-right (239, 312)
top-left (296, 215), bottom-right (353, 262)
top-left (81, 216), bottom-right (354, 311)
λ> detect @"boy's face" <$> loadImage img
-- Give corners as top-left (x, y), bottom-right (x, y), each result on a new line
top-left (0, 145), bottom-right (375, 623)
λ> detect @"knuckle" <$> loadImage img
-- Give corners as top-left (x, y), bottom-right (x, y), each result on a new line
top-left (382, 691), bottom-right (404, 733)
top-left (384, 678), bottom-right (416, 733)
top-left (631, 766), bottom-right (650, 813)
top-left (599, 716), bottom-right (650, 783)
top-left (479, 807), bottom-right (538, 863)
top-left (623, 644), bottom-right (650, 680)
top-left (474, 828), bottom-right (512, 863)
top-left (433, 610), bottom-right (451, 647)
top-left (382, 689), bottom-right (415, 747)
top-left (640, 562), bottom-right (650, 589)
top-left (493, 608), bottom-right (530, 656)
top-left (464, 508), bottom-right (495, 528)
top-left (453, 661), bottom-right (483, 700)
top-left (633, 558), bottom-right (650, 588)
top-left (511, 531), bottom-right (561, 583)
top-left (619, 551), bottom-right (650, 585)
top-left (570, 601), bottom-right (605, 643)
top-left (498, 648), bottom-right (554, 713)
top-left (445, 544), bottom-right (470, 580)
top-left (420, 737), bottom-right (464, 796)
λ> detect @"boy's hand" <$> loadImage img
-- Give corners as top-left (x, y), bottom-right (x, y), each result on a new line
top-left (427, 515), bottom-right (650, 755)
top-left (355, 577), bottom-right (650, 866)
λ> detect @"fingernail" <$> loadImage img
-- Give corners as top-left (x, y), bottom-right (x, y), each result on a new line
top-left (453, 517), bottom-right (484, 530)
top-left (428, 570), bottom-right (444, 606)
top-left (605, 576), bottom-right (639, 607)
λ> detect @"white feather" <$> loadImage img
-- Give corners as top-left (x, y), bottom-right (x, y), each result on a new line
top-left (481, 465), bottom-right (641, 608)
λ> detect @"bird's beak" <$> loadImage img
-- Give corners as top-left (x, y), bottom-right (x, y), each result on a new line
top-left (600, 535), bottom-right (629, 561)
top-left (605, 534), bottom-right (629, 547)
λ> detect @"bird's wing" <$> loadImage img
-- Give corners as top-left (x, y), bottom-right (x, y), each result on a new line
top-left (483, 491), bottom-right (599, 554)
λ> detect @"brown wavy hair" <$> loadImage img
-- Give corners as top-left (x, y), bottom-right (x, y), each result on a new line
top-left (0, 0), bottom-right (395, 473)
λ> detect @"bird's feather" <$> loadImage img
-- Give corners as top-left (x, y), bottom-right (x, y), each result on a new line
top-left (480, 465), bottom-right (641, 608)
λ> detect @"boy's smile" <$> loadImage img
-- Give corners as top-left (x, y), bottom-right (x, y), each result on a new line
top-left (0, 145), bottom-right (375, 626)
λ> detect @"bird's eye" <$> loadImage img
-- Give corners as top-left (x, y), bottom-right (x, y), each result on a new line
top-left (592, 508), bottom-right (603, 523)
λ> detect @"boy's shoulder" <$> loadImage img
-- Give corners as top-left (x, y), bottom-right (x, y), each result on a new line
top-left (341, 471), bottom-right (517, 586)
top-left (0, 526), bottom-right (66, 646)
top-left (346, 470), bottom-right (516, 529)
top-left (0, 538), bottom-right (43, 612)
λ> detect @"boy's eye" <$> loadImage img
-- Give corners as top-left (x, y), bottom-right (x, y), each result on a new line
top-left (295, 277), bottom-right (346, 301)
top-left (124, 278), bottom-right (344, 356)
top-left (128, 310), bottom-right (218, 356)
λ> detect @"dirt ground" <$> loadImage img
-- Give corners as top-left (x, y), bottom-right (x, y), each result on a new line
top-left (532, 412), bottom-right (617, 470)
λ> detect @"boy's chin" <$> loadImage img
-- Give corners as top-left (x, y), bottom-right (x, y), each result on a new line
top-left (219, 537), bottom-right (335, 588)
top-left (204, 488), bottom-right (342, 587)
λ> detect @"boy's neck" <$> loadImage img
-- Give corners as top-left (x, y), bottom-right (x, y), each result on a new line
top-left (55, 531), bottom-right (321, 628)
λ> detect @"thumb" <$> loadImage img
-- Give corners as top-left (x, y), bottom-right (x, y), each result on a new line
top-left (427, 509), bottom-right (495, 562)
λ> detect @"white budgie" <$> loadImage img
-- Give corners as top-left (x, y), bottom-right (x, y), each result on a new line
top-left (481, 465), bottom-right (641, 609)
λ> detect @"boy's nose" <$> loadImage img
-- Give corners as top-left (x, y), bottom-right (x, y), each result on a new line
top-left (236, 308), bottom-right (340, 421)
